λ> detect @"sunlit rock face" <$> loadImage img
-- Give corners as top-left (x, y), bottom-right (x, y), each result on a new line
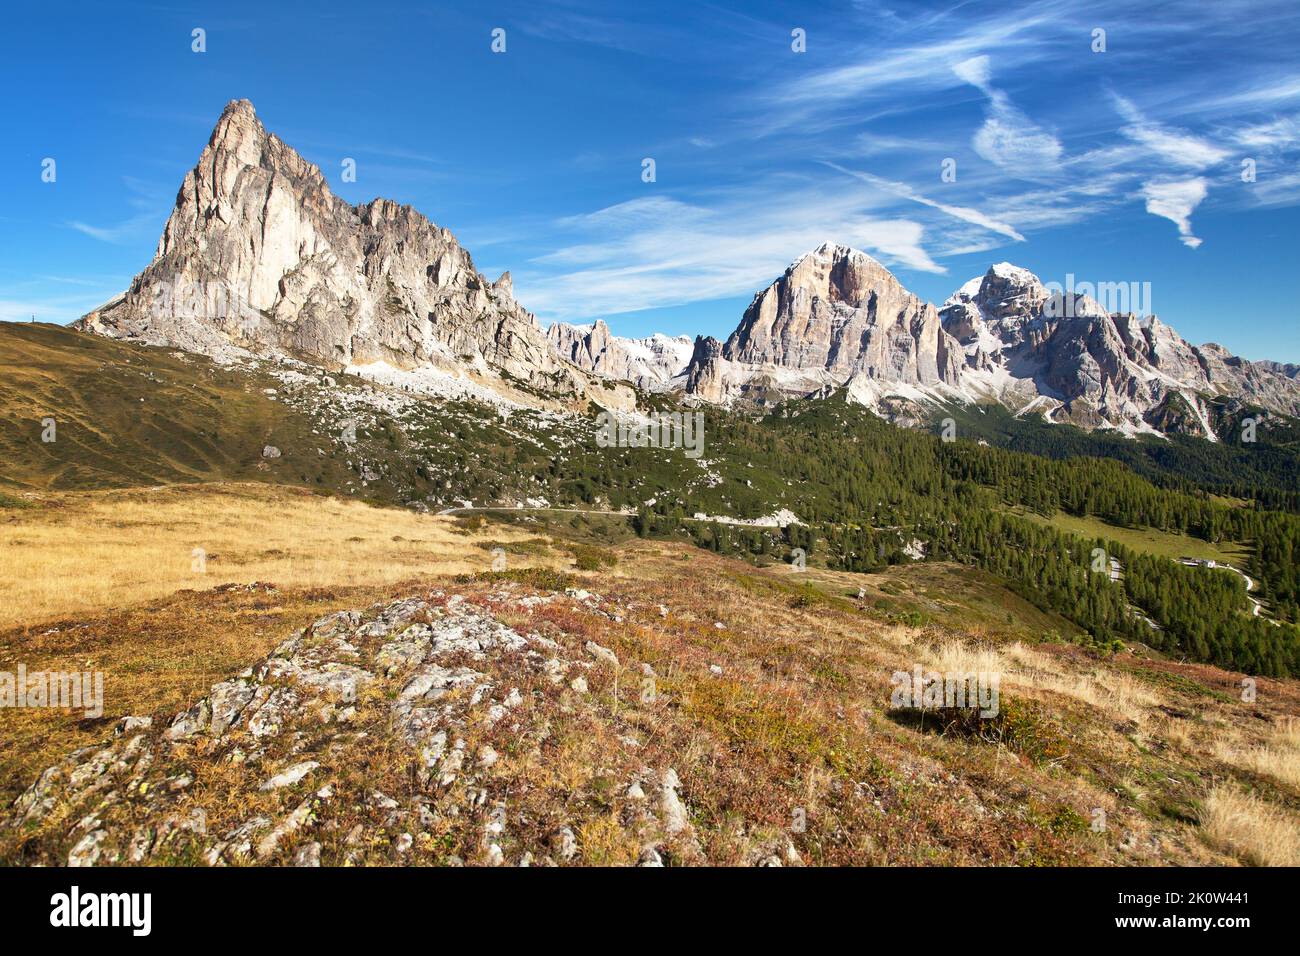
top-left (77, 99), bottom-right (633, 412)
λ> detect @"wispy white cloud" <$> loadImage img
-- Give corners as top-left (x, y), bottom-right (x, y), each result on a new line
top-left (1142, 178), bottom-right (1208, 248)
top-left (1201, 75), bottom-right (1300, 112)
top-left (852, 131), bottom-right (950, 157)
top-left (67, 214), bottom-right (158, 244)
top-left (0, 287), bottom-right (122, 324)
top-left (769, 9), bottom-right (1055, 111)
top-left (66, 175), bottom-right (170, 245)
top-left (822, 163), bottom-right (1025, 241)
top-left (953, 55), bottom-right (1062, 175)
top-left (1231, 116), bottom-right (1300, 149)
top-left (1112, 94), bottom-right (1230, 170)
top-left (514, 184), bottom-right (946, 320)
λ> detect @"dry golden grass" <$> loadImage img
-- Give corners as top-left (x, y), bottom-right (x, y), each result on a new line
top-left (1200, 785), bottom-right (1300, 866)
top-left (926, 638), bottom-right (1004, 676)
top-left (0, 482), bottom-right (566, 810)
top-left (2, 491), bottom-right (1297, 866)
top-left (0, 482), bottom-right (561, 631)
top-left (997, 641), bottom-right (1163, 722)
top-left (919, 638), bottom-right (1163, 725)
top-left (1214, 718), bottom-right (1300, 790)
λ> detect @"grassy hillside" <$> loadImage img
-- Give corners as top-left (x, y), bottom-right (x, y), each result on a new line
top-left (5, 321), bottom-right (1298, 676)
top-left (1, 483), bottom-right (1297, 866)
top-left (0, 323), bottom-right (356, 493)
top-left (1012, 508), bottom-right (1250, 565)
top-left (0, 481), bottom-right (564, 631)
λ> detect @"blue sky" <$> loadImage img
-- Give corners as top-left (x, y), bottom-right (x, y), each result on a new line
top-left (2, 0), bottom-right (1298, 359)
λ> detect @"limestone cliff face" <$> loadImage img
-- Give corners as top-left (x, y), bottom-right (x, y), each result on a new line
top-left (683, 336), bottom-right (729, 404)
top-left (684, 247), bottom-right (1300, 436)
top-left (77, 100), bottom-right (632, 411)
top-left (546, 320), bottom-right (692, 391)
top-left (682, 243), bottom-right (963, 407)
top-left (939, 263), bottom-right (1300, 435)
top-left (722, 242), bottom-right (963, 385)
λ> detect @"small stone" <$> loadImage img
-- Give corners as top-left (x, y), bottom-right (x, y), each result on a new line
top-left (659, 768), bottom-right (691, 835)
top-left (293, 842), bottom-right (322, 867)
top-left (570, 675), bottom-right (588, 693)
top-left (262, 445), bottom-right (282, 459)
top-left (395, 832), bottom-right (413, 854)
top-left (709, 664), bottom-right (723, 675)
top-left (68, 830), bottom-right (108, 867)
top-left (551, 826), bottom-right (578, 862)
top-left (637, 847), bottom-right (664, 867)
top-left (259, 760), bottom-right (319, 791)
top-left (115, 715), bottom-right (153, 736)
top-left (479, 745), bottom-right (499, 768)
top-left (256, 799), bottom-right (314, 860)
top-left (585, 641), bottom-right (618, 666)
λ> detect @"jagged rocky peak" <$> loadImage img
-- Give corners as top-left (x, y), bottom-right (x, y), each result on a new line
top-left (683, 335), bottom-right (728, 404)
top-left (546, 320), bottom-right (693, 391)
top-left (941, 262), bottom-right (1048, 344)
top-left (687, 244), bottom-right (1300, 438)
top-left (938, 262), bottom-right (1300, 436)
top-left (681, 242), bottom-right (963, 407)
top-left (725, 241), bottom-right (957, 376)
top-left (77, 99), bottom-right (633, 411)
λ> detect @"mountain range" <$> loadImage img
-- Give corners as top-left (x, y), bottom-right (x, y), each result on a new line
top-left (77, 101), bottom-right (1300, 442)
top-left (546, 320), bottom-right (692, 392)
top-left (10, 98), bottom-right (1300, 873)
top-left (678, 244), bottom-right (1300, 439)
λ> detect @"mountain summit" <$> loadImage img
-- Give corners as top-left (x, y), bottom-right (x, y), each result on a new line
top-left (682, 245), bottom-right (1300, 438)
top-left (938, 262), bottom-right (1300, 435)
top-left (683, 242), bottom-right (964, 406)
top-left (546, 320), bottom-right (692, 391)
top-left (76, 100), bottom-right (632, 410)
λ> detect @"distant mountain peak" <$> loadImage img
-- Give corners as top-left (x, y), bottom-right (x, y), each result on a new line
top-left (546, 320), bottom-right (693, 391)
top-left (682, 242), bottom-right (961, 405)
top-left (683, 246), bottom-right (1300, 436)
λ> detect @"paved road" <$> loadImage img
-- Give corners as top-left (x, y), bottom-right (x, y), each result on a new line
top-left (1220, 563), bottom-right (1265, 618)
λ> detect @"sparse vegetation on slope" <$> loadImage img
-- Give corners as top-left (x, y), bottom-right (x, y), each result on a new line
top-left (2, 487), bottom-right (1298, 866)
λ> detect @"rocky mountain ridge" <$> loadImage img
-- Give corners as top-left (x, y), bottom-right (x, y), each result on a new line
top-left (71, 100), bottom-right (1298, 440)
top-left (546, 320), bottom-right (692, 391)
top-left (76, 99), bottom-right (633, 413)
top-left (680, 245), bottom-right (1300, 439)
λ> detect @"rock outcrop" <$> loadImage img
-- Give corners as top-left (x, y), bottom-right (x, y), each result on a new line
top-left (546, 320), bottom-right (692, 391)
top-left (76, 99), bottom-right (632, 412)
top-left (7, 590), bottom-right (705, 867)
